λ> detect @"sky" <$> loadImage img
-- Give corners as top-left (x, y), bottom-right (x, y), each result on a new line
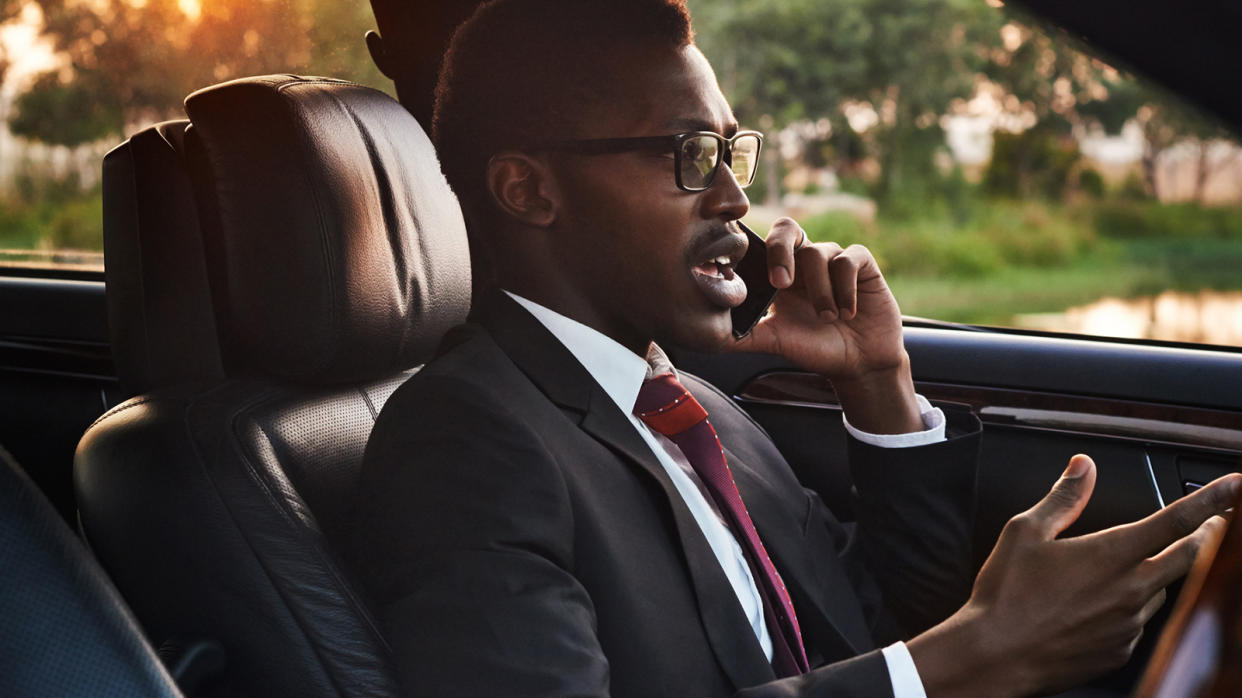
top-left (0, 3), bottom-right (58, 98)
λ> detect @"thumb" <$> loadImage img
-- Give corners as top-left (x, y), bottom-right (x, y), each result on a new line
top-left (1023, 454), bottom-right (1097, 540)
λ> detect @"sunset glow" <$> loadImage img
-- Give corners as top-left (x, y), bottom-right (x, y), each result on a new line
top-left (0, 4), bottom-right (60, 94)
top-left (178, 0), bottom-right (201, 21)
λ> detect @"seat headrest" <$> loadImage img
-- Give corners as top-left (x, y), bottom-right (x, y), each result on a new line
top-left (184, 75), bottom-right (470, 383)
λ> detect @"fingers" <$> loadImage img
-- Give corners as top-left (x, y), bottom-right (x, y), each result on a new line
top-left (1143, 513), bottom-right (1228, 590)
top-left (1122, 472), bottom-right (1242, 560)
top-left (1015, 455), bottom-right (1097, 541)
top-left (796, 243), bottom-right (844, 321)
top-left (762, 216), bottom-right (879, 322)
top-left (764, 217), bottom-right (803, 289)
top-left (796, 245), bottom-right (872, 320)
top-left (828, 247), bottom-right (864, 319)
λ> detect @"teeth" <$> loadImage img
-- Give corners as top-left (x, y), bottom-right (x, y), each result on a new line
top-left (707, 256), bottom-right (731, 266)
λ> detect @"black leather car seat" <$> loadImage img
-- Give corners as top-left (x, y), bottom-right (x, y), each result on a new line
top-left (101, 119), bottom-right (223, 397)
top-left (76, 75), bottom-right (471, 696)
top-left (0, 445), bottom-right (183, 698)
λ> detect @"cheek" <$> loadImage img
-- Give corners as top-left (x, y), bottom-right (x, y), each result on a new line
top-left (556, 161), bottom-right (699, 293)
top-left (572, 203), bottom-right (688, 275)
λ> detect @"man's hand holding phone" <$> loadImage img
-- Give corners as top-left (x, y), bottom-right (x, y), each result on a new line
top-left (726, 216), bottom-right (923, 434)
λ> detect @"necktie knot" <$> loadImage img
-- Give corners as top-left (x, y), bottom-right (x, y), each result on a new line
top-left (634, 374), bottom-right (708, 437)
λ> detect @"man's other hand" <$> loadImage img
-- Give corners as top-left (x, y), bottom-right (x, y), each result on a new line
top-left (909, 454), bottom-right (1242, 698)
top-left (726, 217), bottom-right (923, 434)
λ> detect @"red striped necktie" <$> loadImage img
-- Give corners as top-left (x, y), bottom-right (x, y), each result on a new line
top-left (634, 373), bottom-right (809, 677)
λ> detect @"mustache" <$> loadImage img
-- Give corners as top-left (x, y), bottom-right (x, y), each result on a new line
top-left (687, 222), bottom-right (747, 258)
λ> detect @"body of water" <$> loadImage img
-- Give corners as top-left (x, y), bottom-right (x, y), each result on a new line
top-left (1015, 291), bottom-right (1242, 347)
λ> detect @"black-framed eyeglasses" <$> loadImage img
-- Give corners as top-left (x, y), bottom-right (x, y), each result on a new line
top-left (529, 130), bottom-right (763, 193)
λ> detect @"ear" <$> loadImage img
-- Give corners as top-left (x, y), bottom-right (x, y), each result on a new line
top-left (365, 30), bottom-right (395, 80)
top-left (486, 152), bottom-right (559, 227)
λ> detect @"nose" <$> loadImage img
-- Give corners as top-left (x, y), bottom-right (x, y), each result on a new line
top-left (700, 159), bottom-right (750, 222)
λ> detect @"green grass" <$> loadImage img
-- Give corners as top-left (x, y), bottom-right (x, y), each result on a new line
top-left (0, 183), bottom-right (104, 253)
top-left (794, 198), bottom-right (1242, 326)
top-left (886, 243), bottom-right (1233, 324)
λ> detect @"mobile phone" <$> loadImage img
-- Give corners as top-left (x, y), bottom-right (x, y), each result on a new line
top-left (730, 221), bottom-right (779, 339)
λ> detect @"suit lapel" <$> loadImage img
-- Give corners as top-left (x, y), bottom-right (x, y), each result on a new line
top-left (475, 290), bottom-right (776, 688)
top-left (726, 449), bottom-right (872, 658)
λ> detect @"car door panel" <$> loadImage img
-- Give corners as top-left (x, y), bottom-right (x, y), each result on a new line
top-left (0, 276), bottom-right (115, 522)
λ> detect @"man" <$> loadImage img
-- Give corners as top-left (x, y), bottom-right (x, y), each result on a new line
top-left (352, 1), bottom-right (1240, 696)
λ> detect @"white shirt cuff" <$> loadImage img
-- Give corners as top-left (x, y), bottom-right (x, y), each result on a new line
top-left (842, 393), bottom-right (945, 449)
top-left (881, 641), bottom-right (928, 698)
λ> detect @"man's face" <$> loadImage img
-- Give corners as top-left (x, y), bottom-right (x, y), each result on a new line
top-left (545, 44), bottom-right (752, 354)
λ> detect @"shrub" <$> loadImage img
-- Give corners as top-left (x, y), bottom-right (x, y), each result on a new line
top-left (1094, 201), bottom-right (1242, 239)
top-left (801, 195), bottom-right (1097, 280)
top-left (0, 203), bottom-right (43, 250)
top-left (45, 190), bottom-right (104, 251)
top-left (0, 179), bottom-right (105, 253)
top-left (1078, 169), bottom-right (1105, 198)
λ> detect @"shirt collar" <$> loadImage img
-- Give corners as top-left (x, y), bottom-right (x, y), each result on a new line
top-left (503, 291), bottom-right (677, 415)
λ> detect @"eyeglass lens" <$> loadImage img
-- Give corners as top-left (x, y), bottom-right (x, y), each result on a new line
top-left (679, 134), bottom-right (760, 190)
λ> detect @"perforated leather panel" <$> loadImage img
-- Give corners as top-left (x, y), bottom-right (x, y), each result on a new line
top-left (243, 372), bottom-right (412, 550)
top-left (1, 447), bottom-right (181, 698)
top-left (77, 374), bottom-right (411, 697)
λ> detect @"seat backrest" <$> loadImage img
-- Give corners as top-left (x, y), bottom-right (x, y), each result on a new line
top-left (0, 445), bottom-right (182, 698)
top-left (77, 75), bottom-right (471, 697)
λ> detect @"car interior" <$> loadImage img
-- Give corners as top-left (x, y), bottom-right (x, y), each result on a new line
top-left (0, 0), bottom-right (1239, 696)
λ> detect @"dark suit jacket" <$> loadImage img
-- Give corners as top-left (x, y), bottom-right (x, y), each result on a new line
top-left (352, 290), bottom-right (982, 697)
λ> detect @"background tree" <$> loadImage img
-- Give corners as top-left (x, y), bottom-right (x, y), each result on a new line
top-left (1079, 77), bottom-right (1234, 202)
top-left (692, 0), bottom-right (1000, 205)
top-left (979, 16), bottom-right (1103, 199)
top-left (8, 0), bottom-right (384, 147)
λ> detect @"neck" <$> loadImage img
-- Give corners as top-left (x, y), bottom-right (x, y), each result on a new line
top-left (499, 281), bottom-right (653, 358)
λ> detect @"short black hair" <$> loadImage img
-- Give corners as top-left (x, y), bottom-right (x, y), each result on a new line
top-left (432, 0), bottom-right (694, 282)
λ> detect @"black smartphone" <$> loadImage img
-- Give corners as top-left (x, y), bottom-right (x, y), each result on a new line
top-left (730, 221), bottom-right (779, 339)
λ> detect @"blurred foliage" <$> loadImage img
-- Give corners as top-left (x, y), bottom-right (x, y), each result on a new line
top-left (1093, 201), bottom-right (1242, 239)
top-left (799, 185), bottom-right (1242, 324)
top-left (692, 0), bottom-right (1239, 210)
top-left (1078, 169), bottom-right (1105, 198)
top-left (693, 0), bottom-right (998, 202)
top-left (887, 236), bottom-right (1242, 325)
top-left (2, 0), bottom-right (386, 257)
top-left (983, 128), bottom-right (1081, 200)
top-left (0, 173), bottom-right (103, 252)
top-left (1078, 78), bottom-right (1234, 202)
top-left (9, 0), bottom-right (386, 146)
top-left (802, 191), bottom-right (1098, 279)
top-left (9, 71), bottom-right (122, 145)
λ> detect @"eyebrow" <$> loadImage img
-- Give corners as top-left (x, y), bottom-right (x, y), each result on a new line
top-left (660, 118), bottom-right (740, 136)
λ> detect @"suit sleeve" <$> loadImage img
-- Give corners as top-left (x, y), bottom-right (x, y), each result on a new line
top-left (847, 404), bottom-right (982, 636)
top-left (351, 376), bottom-right (610, 698)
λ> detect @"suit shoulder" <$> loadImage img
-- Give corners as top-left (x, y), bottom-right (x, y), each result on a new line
top-left (379, 322), bottom-right (524, 420)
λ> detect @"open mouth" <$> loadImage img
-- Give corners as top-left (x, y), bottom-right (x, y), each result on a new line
top-left (692, 255), bottom-right (738, 281)
top-left (690, 249), bottom-right (747, 309)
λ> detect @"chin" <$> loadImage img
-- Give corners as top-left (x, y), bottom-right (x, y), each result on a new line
top-left (659, 312), bottom-right (734, 353)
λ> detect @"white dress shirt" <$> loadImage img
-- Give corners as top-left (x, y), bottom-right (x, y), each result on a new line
top-left (506, 291), bottom-right (942, 698)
